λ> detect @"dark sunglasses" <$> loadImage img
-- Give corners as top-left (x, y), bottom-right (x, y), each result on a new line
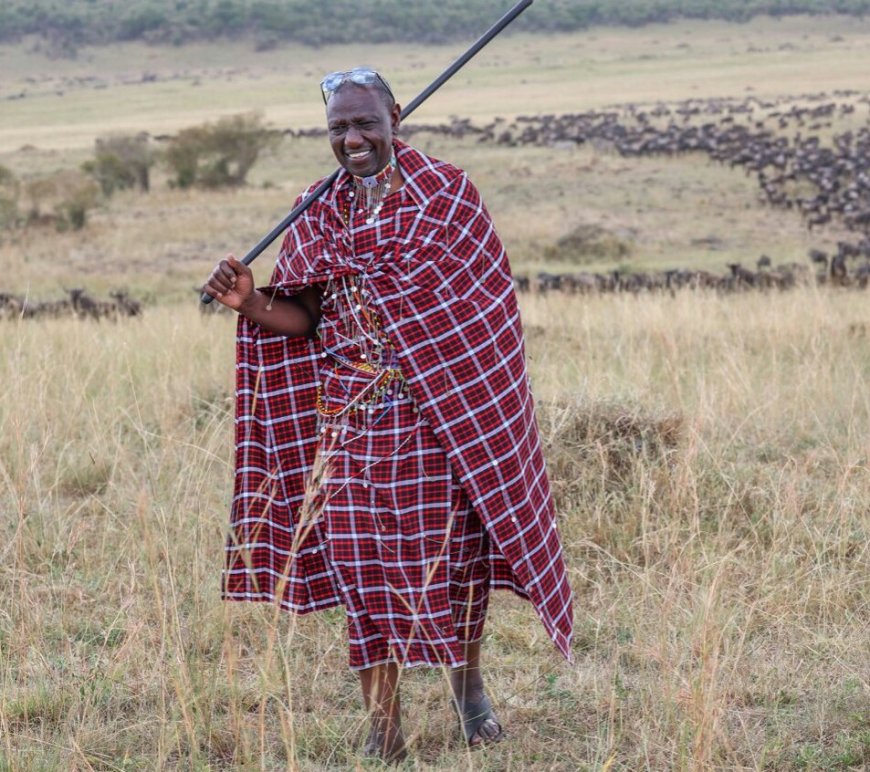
top-left (320, 67), bottom-right (395, 105)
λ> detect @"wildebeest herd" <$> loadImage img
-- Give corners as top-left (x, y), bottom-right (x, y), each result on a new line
top-left (407, 90), bottom-right (870, 293)
top-left (399, 90), bottom-right (870, 251)
top-left (269, 89), bottom-right (870, 297)
top-left (515, 258), bottom-right (869, 296)
top-left (0, 288), bottom-right (141, 320)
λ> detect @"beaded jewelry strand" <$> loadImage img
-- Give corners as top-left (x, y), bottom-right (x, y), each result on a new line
top-left (344, 153), bottom-right (397, 226)
top-left (316, 275), bottom-right (408, 421)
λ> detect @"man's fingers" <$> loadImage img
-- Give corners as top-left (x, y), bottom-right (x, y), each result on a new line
top-left (227, 255), bottom-right (253, 280)
top-left (200, 254), bottom-right (255, 309)
top-left (217, 259), bottom-right (239, 283)
top-left (206, 257), bottom-right (242, 293)
top-left (210, 271), bottom-right (232, 293)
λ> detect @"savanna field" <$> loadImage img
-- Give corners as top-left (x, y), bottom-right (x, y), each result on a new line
top-left (1, 11), bottom-right (869, 771)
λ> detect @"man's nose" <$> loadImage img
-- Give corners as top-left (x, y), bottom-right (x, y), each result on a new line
top-left (344, 126), bottom-right (364, 146)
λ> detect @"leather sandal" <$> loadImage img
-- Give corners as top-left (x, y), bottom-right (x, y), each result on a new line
top-left (453, 693), bottom-right (504, 746)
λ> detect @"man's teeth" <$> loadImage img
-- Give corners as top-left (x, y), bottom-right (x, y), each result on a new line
top-left (348, 150), bottom-right (370, 159)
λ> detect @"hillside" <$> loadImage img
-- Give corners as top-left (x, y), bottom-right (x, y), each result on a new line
top-left (1, 0), bottom-right (870, 52)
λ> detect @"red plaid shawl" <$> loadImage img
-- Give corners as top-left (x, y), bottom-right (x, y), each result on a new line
top-left (223, 140), bottom-right (573, 660)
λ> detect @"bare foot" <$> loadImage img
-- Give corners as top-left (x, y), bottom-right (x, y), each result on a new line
top-left (359, 663), bottom-right (407, 763)
top-left (362, 721), bottom-right (407, 763)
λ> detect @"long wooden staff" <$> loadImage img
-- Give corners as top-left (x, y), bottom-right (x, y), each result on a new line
top-left (200, 0), bottom-right (534, 304)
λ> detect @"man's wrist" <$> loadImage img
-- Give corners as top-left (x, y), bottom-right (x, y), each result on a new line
top-left (238, 289), bottom-right (265, 318)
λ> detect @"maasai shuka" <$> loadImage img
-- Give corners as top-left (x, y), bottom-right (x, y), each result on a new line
top-left (223, 139), bottom-right (574, 662)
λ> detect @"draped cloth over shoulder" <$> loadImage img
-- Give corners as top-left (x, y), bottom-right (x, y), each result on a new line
top-left (223, 140), bottom-right (573, 661)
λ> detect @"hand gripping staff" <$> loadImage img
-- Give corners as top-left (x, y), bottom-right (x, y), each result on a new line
top-left (200, 0), bottom-right (534, 304)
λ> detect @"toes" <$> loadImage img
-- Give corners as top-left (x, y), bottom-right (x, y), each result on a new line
top-left (481, 719), bottom-right (500, 738)
top-left (470, 717), bottom-right (503, 745)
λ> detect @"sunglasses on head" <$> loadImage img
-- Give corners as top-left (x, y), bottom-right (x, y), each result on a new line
top-left (320, 67), bottom-right (395, 105)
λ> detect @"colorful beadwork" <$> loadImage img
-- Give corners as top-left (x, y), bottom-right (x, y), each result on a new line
top-left (316, 274), bottom-right (407, 420)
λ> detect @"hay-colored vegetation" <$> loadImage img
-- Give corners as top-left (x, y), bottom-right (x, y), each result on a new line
top-left (1, 291), bottom-right (867, 770)
top-left (1, 15), bottom-right (869, 771)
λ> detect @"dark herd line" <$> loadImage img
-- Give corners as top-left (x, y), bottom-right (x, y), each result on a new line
top-left (515, 259), bottom-right (870, 296)
top-left (399, 91), bottom-right (870, 244)
top-left (0, 288), bottom-right (142, 320)
top-left (406, 91), bottom-right (870, 294)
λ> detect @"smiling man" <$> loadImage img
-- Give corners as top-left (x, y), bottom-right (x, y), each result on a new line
top-left (204, 67), bottom-right (573, 762)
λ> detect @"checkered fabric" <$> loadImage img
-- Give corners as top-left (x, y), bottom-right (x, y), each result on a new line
top-left (315, 397), bottom-right (491, 670)
top-left (222, 140), bottom-right (574, 661)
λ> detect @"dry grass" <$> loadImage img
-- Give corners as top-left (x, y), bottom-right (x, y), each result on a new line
top-left (1, 288), bottom-right (868, 770)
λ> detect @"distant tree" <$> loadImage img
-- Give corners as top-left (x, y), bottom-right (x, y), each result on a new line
top-left (119, 6), bottom-right (168, 41)
top-left (3, 0), bottom-right (870, 48)
top-left (83, 133), bottom-right (155, 195)
top-left (206, 0), bottom-right (248, 35)
top-left (164, 113), bottom-right (279, 189)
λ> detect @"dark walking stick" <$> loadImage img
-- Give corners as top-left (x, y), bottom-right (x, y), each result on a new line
top-left (201, 0), bottom-right (534, 304)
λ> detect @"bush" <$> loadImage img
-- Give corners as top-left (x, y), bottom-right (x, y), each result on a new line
top-left (0, 165), bottom-right (20, 229)
top-left (164, 113), bottom-right (278, 189)
top-left (83, 132), bottom-right (155, 195)
top-left (545, 223), bottom-right (635, 263)
top-left (23, 170), bottom-right (100, 230)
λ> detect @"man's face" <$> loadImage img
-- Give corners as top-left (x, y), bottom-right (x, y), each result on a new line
top-left (326, 85), bottom-right (400, 178)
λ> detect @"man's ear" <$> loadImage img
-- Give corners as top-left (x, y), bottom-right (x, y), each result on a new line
top-left (391, 103), bottom-right (402, 132)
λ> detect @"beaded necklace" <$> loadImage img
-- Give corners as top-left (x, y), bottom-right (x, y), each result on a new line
top-left (343, 153), bottom-right (397, 226)
top-left (317, 153), bottom-right (408, 423)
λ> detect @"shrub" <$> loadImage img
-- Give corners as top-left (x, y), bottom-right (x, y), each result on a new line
top-left (83, 132), bottom-right (155, 195)
top-left (23, 170), bottom-right (100, 230)
top-left (164, 113), bottom-right (278, 189)
top-left (0, 165), bottom-right (20, 229)
top-left (545, 223), bottom-right (635, 263)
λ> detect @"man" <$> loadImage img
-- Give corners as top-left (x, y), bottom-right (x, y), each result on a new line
top-left (204, 67), bottom-right (572, 762)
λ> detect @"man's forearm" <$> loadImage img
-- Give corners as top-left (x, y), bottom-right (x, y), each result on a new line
top-left (239, 289), bottom-right (319, 337)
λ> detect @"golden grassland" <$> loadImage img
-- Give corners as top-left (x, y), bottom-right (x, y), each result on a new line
top-left (1, 15), bottom-right (869, 771)
top-left (1, 290), bottom-right (868, 769)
